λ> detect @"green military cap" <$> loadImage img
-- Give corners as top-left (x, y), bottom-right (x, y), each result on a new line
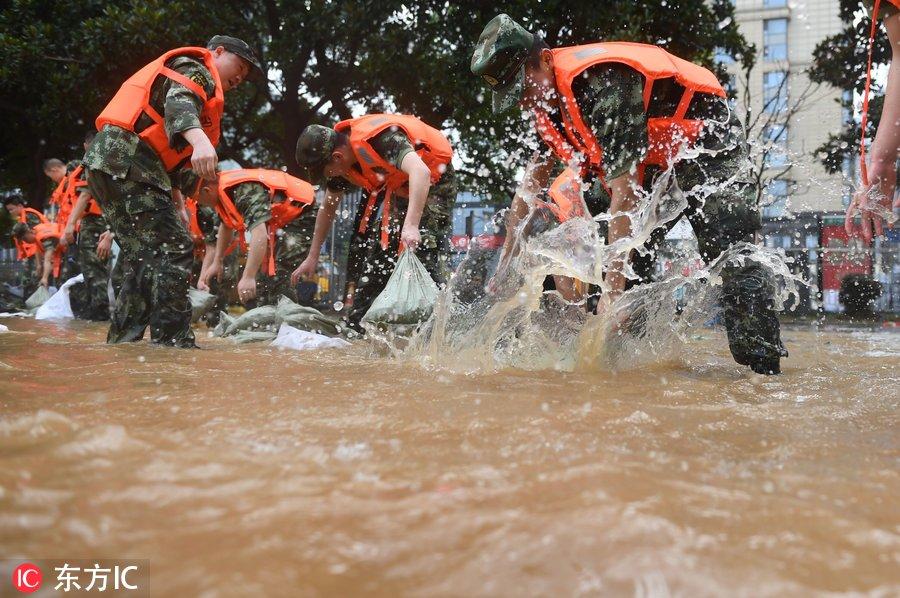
top-left (207, 35), bottom-right (265, 80)
top-left (11, 222), bottom-right (29, 239)
top-left (471, 14), bottom-right (536, 113)
top-left (295, 125), bottom-right (339, 185)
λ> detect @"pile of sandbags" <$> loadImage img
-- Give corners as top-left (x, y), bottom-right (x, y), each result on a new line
top-left (212, 296), bottom-right (340, 343)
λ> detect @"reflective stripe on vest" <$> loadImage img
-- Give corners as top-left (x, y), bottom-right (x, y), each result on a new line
top-left (335, 114), bottom-right (453, 250)
top-left (95, 47), bottom-right (224, 172)
top-left (215, 169), bottom-right (315, 276)
top-left (533, 42), bottom-right (725, 200)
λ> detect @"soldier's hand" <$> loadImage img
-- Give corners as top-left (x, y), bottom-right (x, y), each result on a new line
top-left (190, 135), bottom-right (219, 181)
top-left (400, 223), bottom-right (421, 251)
top-left (291, 256), bottom-right (318, 286)
top-left (97, 231), bottom-right (114, 259)
top-left (237, 275), bottom-right (257, 304)
top-left (63, 226), bottom-right (76, 247)
top-left (198, 260), bottom-right (223, 291)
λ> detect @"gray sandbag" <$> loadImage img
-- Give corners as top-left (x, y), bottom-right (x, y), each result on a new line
top-left (361, 250), bottom-right (438, 333)
top-left (275, 295), bottom-right (340, 336)
top-left (212, 311), bottom-right (235, 337)
top-left (25, 286), bottom-right (52, 310)
top-left (189, 287), bottom-right (217, 323)
top-left (223, 304), bottom-right (278, 336)
top-left (229, 329), bottom-right (279, 344)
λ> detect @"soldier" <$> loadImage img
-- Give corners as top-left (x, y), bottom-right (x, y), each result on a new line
top-left (12, 221), bottom-right (64, 289)
top-left (292, 114), bottom-right (457, 331)
top-left (194, 168), bottom-right (315, 305)
top-left (470, 14), bottom-right (786, 374)
top-left (83, 35), bottom-right (263, 347)
top-left (58, 130), bottom-right (115, 320)
top-left (4, 195), bottom-right (48, 293)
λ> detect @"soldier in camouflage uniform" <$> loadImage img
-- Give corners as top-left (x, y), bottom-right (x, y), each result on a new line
top-left (3, 195), bottom-right (45, 295)
top-left (83, 35), bottom-right (262, 347)
top-left (471, 14), bottom-right (787, 374)
top-left (258, 205), bottom-right (316, 304)
top-left (294, 121), bottom-right (456, 331)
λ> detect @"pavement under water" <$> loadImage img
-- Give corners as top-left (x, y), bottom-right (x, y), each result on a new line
top-left (0, 319), bottom-right (897, 596)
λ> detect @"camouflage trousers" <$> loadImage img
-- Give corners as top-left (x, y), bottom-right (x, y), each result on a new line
top-left (87, 170), bottom-right (195, 347)
top-left (257, 223), bottom-right (314, 305)
top-left (582, 136), bottom-right (786, 367)
top-left (345, 171), bottom-right (457, 330)
top-left (75, 214), bottom-right (113, 321)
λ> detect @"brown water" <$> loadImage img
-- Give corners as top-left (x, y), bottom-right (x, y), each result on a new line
top-left (0, 319), bottom-right (898, 596)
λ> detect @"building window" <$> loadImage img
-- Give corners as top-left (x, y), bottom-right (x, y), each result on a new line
top-left (714, 47), bottom-right (734, 65)
top-left (763, 70), bottom-right (788, 113)
top-left (763, 18), bottom-right (788, 61)
top-left (763, 179), bottom-right (790, 219)
top-left (764, 0), bottom-right (787, 7)
top-left (763, 124), bottom-right (789, 167)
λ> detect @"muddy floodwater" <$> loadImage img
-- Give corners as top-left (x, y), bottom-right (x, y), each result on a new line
top-left (0, 319), bottom-right (897, 596)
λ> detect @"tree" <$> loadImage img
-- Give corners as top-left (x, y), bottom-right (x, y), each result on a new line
top-left (0, 0), bottom-right (752, 209)
top-left (810, 0), bottom-right (891, 174)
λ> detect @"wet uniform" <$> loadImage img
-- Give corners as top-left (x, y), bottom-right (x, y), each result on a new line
top-left (326, 129), bottom-right (457, 329)
top-left (69, 158), bottom-right (114, 320)
top-left (84, 55), bottom-right (213, 347)
top-left (538, 63), bottom-right (786, 366)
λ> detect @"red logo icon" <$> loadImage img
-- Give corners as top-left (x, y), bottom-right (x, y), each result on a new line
top-left (12, 563), bottom-right (42, 593)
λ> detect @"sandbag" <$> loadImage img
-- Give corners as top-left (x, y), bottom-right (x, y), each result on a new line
top-left (275, 295), bottom-right (340, 336)
top-left (271, 323), bottom-right (350, 351)
top-left (229, 329), bottom-right (279, 344)
top-left (223, 305), bottom-right (278, 336)
top-left (189, 287), bottom-right (217, 323)
top-left (361, 250), bottom-right (438, 333)
top-left (35, 275), bottom-right (84, 320)
top-left (25, 286), bottom-right (52, 310)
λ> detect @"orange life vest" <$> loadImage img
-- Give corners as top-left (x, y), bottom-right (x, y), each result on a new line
top-left (215, 169), bottom-right (315, 275)
top-left (14, 208), bottom-right (47, 260)
top-left (533, 42), bottom-right (725, 220)
top-left (68, 165), bottom-right (103, 219)
top-left (95, 47), bottom-right (224, 172)
top-left (859, 0), bottom-right (900, 186)
top-left (335, 114), bottom-right (453, 249)
top-left (33, 222), bottom-right (64, 278)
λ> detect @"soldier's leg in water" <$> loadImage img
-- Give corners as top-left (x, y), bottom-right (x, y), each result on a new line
top-left (346, 197), bottom-right (397, 331)
top-left (76, 215), bottom-right (111, 321)
top-left (682, 158), bottom-right (787, 374)
top-left (88, 171), bottom-right (153, 343)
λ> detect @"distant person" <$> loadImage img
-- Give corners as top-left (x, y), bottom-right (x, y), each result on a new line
top-left (4, 195), bottom-right (48, 292)
top-left (194, 168), bottom-right (315, 305)
top-left (471, 14), bottom-right (786, 374)
top-left (12, 221), bottom-right (64, 289)
top-left (292, 115), bottom-right (457, 331)
top-left (848, 0), bottom-right (900, 242)
top-left (84, 35), bottom-right (263, 346)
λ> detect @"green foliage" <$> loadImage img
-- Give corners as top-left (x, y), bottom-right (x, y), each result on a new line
top-left (0, 0), bottom-right (750, 207)
top-left (810, 0), bottom-right (890, 172)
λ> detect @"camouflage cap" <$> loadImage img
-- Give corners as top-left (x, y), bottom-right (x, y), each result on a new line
top-left (471, 14), bottom-right (535, 113)
top-left (207, 35), bottom-right (265, 81)
top-left (11, 222), bottom-right (28, 239)
top-left (295, 125), bottom-right (339, 184)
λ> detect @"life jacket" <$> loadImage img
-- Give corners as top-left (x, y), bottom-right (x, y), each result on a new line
top-left (335, 114), bottom-right (453, 249)
top-left (33, 222), bottom-right (64, 278)
top-left (14, 208), bottom-right (48, 260)
top-left (214, 169), bottom-right (315, 275)
top-left (95, 47), bottom-right (224, 172)
top-left (67, 165), bottom-right (103, 219)
top-left (533, 42), bottom-right (725, 220)
top-left (48, 176), bottom-right (68, 222)
top-left (859, 0), bottom-right (900, 186)
top-left (52, 165), bottom-right (101, 231)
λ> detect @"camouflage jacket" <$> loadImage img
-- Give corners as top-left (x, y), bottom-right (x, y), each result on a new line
top-left (84, 56), bottom-right (217, 193)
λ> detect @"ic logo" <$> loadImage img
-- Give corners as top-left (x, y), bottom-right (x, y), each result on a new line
top-left (12, 562), bottom-right (42, 593)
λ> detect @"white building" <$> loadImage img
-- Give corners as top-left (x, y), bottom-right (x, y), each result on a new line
top-left (723, 0), bottom-right (847, 218)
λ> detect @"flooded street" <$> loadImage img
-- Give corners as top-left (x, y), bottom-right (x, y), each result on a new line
top-left (0, 319), bottom-right (898, 596)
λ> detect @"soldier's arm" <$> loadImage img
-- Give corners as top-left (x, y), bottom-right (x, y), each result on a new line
top-left (39, 240), bottom-right (57, 286)
top-left (164, 60), bottom-right (218, 179)
top-left (241, 222), bottom-right (268, 283)
top-left (605, 172), bottom-right (640, 297)
top-left (399, 152), bottom-right (432, 247)
top-left (63, 190), bottom-right (91, 245)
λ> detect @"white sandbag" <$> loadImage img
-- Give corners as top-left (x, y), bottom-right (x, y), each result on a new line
top-left (25, 286), bottom-right (52, 310)
top-left (271, 323), bottom-right (351, 351)
top-left (0, 324), bottom-right (8, 333)
top-left (35, 274), bottom-right (84, 320)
